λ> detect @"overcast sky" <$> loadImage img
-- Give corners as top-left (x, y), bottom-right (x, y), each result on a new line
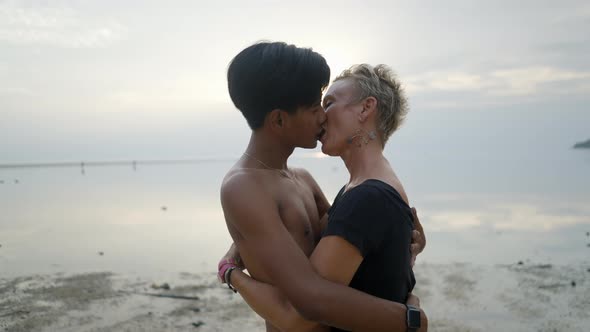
top-left (1, 0), bottom-right (589, 162)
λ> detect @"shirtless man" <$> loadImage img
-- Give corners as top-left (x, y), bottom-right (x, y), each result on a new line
top-left (219, 41), bottom-right (427, 331)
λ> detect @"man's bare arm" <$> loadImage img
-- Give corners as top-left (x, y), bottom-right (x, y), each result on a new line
top-left (229, 231), bottom-right (427, 331)
top-left (221, 174), bottom-right (427, 331)
top-left (227, 234), bottom-right (365, 331)
top-left (410, 207), bottom-right (426, 267)
top-left (230, 270), bottom-right (324, 332)
top-left (222, 227), bottom-right (427, 331)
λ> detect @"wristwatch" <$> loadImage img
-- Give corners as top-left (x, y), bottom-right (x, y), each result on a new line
top-left (405, 304), bottom-right (421, 331)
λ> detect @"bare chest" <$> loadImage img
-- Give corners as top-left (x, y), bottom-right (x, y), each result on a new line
top-left (275, 178), bottom-right (322, 256)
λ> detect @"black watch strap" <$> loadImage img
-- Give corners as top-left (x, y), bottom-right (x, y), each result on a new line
top-left (405, 304), bottom-right (421, 332)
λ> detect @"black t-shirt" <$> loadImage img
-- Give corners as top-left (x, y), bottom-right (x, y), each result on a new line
top-left (323, 179), bottom-right (416, 332)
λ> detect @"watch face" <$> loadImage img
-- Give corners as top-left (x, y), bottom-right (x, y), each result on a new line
top-left (407, 308), bottom-right (421, 328)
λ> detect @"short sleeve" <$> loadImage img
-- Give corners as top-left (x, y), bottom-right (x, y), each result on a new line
top-left (323, 185), bottom-right (390, 257)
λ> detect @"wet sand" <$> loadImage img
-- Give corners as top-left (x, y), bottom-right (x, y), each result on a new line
top-left (1, 262), bottom-right (588, 331)
top-left (413, 263), bottom-right (589, 331)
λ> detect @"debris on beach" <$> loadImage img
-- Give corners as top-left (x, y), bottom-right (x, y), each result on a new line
top-left (517, 261), bottom-right (524, 265)
top-left (118, 290), bottom-right (200, 301)
top-left (151, 282), bottom-right (171, 290)
top-left (533, 264), bottom-right (552, 269)
top-left (192, 321), bottom-right (205, 328)
top-left (0, 272), bottom-right (256, 331)
top-left (98, 251), bottom-right (104, 256)
top-left (161, 206), bottom-right (168, 211)
top-left (0, 309), bottom-right (30, 318)
top-left (538, 283), bottom-right (566, 290)
top-left (14, 179), bottom-right (19, 184)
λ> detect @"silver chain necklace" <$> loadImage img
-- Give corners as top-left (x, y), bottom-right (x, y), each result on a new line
top-left (243, 152), bottom-right (291, 178)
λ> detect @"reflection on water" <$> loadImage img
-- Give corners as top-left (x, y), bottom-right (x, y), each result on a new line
top-left (417, 194), bottom-right (590, 264)
top-left (0, 162), bottom-right (233, 278)
top-left (421, 194), bottom-right (590, 232)
top-left (0, 150), bottom-right (589, 278)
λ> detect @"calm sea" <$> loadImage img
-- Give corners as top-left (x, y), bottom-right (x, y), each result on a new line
top-left (1, 108), bottom-right (589, 278)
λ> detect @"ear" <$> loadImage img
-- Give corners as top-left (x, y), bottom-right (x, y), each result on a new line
top-left (268, 109), bottom-right (284, 131)
top-left (359, 96), bottom-right (377, 123)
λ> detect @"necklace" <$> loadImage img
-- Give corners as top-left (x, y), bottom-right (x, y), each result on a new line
top-left (243, 152), bottom-right (291, 178)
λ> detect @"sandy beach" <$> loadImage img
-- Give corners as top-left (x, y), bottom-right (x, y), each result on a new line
top-left (1, 261), bottom-right (588, 332)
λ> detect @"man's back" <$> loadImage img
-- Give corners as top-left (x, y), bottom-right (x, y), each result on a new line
top-left (221, 166), bottom-right (326, 332)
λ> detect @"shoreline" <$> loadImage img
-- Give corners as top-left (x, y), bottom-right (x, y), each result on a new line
top-left (1, 261), bottom-right (588, 331)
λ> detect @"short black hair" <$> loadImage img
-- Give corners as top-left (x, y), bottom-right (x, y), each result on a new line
top-left (227, 41), bottom-right (330, 129)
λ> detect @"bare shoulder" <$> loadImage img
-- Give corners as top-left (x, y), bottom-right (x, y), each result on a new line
top-left (220, 169), bottom-right (275, 219)
top-left (221, 168), bottom-right (251, 195)
top-left (222, 169), bottom-right (267, 203)
top-left (290, 167), bottom-right (312, 178)
top-left (291, 167), bottom-right (320, 189)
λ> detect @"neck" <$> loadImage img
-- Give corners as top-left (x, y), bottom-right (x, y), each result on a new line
top-left (341, 140), bottom-right (385, 186)
top-left (244, 130), bottom-right (294, 170)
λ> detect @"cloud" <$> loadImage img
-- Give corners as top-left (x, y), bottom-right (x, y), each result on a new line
top-left (0, 86), bottom-right (33, 96)
top-left (405, 72), bottom-right (487, 93)
top-left (490, 66), bottom-right (590, 95)
top-left (406, 66), bottom-right (590, 97)
top-left (106, 83), bottom-right (229, 111)
top-left (0, 2), bottom-right (126, 48)
top-left (552, 2), bottom-right (590, 23)
top-left (488, 203), bottom-right (589, 231)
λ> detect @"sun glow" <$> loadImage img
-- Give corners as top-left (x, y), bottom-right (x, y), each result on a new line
top-left (320, 47), bottom-right (364, 83)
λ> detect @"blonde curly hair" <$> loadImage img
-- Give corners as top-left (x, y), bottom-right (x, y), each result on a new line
top-left (335, 64), bottom-right (408, 146)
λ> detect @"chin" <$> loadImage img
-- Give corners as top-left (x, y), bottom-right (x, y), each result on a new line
top-left (321, 144), bottom-right (337, 157)
top-left (301, 141), bottom-right (318, 149)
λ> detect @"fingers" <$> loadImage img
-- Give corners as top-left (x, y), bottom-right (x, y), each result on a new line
top-left (411, 206), bottom-right (426, 252)
top-left (411, 207), bottom-right (423, 231)
top-left (406, 293), bottom-right (421, 307)
top-left (412, 230), bottom-right (421, 242)
top-left (410, 243), bottom-right (418, 268)
top-left (411, 231), bottom-right (422, 253)
top-left (235, 253), bottom-right (245, 269)
top-left (411, 228), bottom-right (422, 268)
